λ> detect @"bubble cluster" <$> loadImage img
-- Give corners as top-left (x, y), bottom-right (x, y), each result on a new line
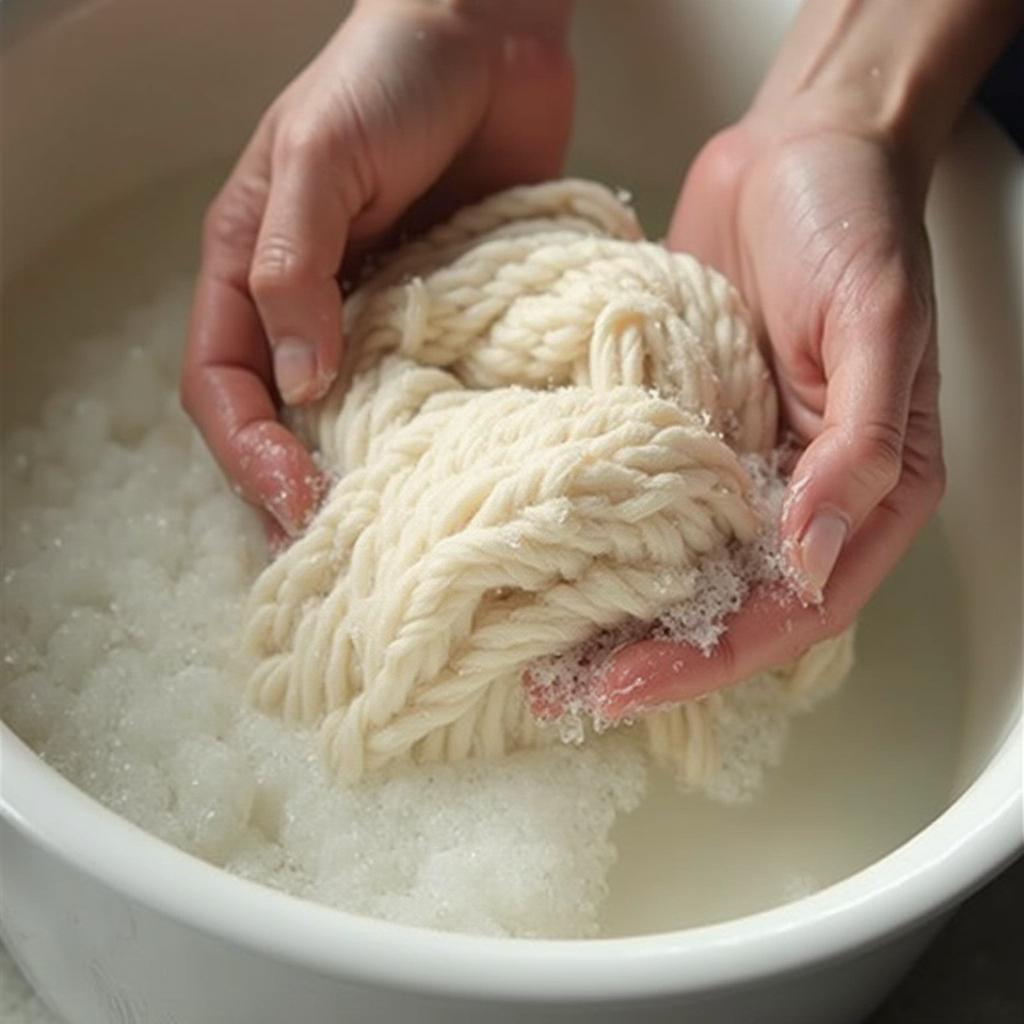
top-left (0, 283), bottom-right (646, 938)
top-left (526, 449), bottom-right (811, 739)
top-left (1, 281), bottom-right (841, 938)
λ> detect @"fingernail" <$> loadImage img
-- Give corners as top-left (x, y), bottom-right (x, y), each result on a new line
top-left (273, 339), bottom-right (317, 404)
top-left (262, 512), bottom-right (291, 554)
top-left (798, 511), bottom-right (848, 598)
top-left (265, 493), bottom-right (303, 539)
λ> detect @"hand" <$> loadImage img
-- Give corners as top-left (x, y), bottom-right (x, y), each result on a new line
top-left (181, 0), bottom-right (574, 540)
top-left (594, 105), bottom-right (946, 720)
top-left (594, 0), bottom-right (1023, 719)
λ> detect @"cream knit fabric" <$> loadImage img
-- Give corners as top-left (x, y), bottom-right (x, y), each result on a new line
top-left (241, 180), bottom-right (853, 785)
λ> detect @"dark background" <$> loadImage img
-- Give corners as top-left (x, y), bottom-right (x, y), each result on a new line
top-left (978, 30), bottom-right (1024, 151)
top-left (867, 855), bottom-right (1023, 1023)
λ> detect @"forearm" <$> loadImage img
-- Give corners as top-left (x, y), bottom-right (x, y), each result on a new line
top-left (753, 0), bottom-right (1023, 172)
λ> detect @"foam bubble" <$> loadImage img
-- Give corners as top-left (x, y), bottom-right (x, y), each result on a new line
top-left (524, 446), bottom-right (817, 794)
top-left (0, 276), bottom-right (840, 937)
top-left (0, 282), bottom-right (650, 938)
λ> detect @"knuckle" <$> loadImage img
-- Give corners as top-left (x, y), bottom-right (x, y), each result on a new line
top-left (897, 406), bottom-right (945, 515)
top-left (852, 421), bottom-right (904, 495)
top-left (694, 128), bottom-right (747, 192)
top-left (866, 270), bottom-right (933, 349)
top-left (705, 127), bottom-right (741, 167)
top-left (275, 121), bottom-right (330, 164)
top-left (869, 275), bottom-right (915, 322)
top-left (202, 183), bottom-right (263, 259)
top-left (248, 235), bottom-right (313, 298)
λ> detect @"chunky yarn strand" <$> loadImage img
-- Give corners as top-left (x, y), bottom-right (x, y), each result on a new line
top-left (241, 180), bottom-right (852, 786)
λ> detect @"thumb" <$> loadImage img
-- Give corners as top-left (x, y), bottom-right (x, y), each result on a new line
top-left (782, 275), bottom-right (931, 599)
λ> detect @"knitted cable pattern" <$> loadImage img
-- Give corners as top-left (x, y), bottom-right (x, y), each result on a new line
top-left (241, 180), bottom-right (853, 784)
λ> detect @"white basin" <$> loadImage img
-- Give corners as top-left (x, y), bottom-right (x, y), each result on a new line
top-left (1, 2), bottom-right (1021, 1022)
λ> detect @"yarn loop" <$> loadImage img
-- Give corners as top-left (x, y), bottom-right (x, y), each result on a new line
top-left (241, 181), bottom-right (852, 784)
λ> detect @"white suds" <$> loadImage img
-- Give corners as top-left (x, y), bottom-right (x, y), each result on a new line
top-left (1, 281), bottom-right (841, 938)
top-left (526, 449), bottom-right (810, 733)
top-left (0, 282), bottom-right (646, 939)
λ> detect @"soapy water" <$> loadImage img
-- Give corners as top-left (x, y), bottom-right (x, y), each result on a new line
top-left (527, 448), bottom-right (812, 741)
top-left (0, 278), bottom-right (811, 937)
top-left (0, 282), bottom-right (653, 939)
top-left (0, 175), bottom-right (963, 939)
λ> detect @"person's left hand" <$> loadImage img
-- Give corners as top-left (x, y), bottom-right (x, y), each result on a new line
top-left (591, 104), bottom-right (945, 720)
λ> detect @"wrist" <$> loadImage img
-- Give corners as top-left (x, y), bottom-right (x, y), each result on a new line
top-left (740, 88), bottom-right (933, 205)
top-left (751, 0), bottom-right (1023, 183)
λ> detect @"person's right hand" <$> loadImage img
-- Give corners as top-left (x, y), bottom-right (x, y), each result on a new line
top-left (181, 0), bottom-right (575, 541)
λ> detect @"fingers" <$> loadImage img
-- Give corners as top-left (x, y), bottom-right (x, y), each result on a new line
top-left (403, 33), bottom-right (575, 234)
top-left (182, 113), bottom-right (343, 536)
top-left (781, 266), bottom-right (933, 598)
top-left (183, 128), bottom-right (327, 536)
top-left (182, 273), bottom-right (327, 537)
top-left (526, 348), bottom-right (943, 724)
top-left (665, 128), bottom-right (750, 287)
top-left (590, 356), bottom-right (943, 720)
top-left (249, 130), bottom-right (353, 406)
top-left (592, 397), bottom-right (943, 721)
